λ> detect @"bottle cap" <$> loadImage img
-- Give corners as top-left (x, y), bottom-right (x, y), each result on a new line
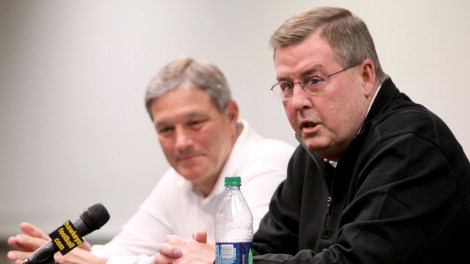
top-left (224, 176), bottom-right (241, 186)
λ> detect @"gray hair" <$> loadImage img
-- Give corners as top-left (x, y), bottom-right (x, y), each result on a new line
top-left (144, 57), bottom-right (231, 120)
top-left (270, 6), bottom-right (386, 82)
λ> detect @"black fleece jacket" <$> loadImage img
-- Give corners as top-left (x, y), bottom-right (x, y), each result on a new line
top-left (253, 78), bottom-right (470, 264)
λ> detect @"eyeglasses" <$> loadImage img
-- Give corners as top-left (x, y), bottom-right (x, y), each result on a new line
top-left (270, 64), bottom-right (358, 100)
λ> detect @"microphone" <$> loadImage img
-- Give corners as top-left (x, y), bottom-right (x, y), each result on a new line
top-left (23, 203), bottom-right (110, 264)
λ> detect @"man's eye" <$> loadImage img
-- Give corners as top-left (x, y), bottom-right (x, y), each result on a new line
top-left (189, 120), bottom-right (202, 126)
top-left (188, 119), bottom-right (207, 129)
top-left (158, 127), bottom-right (174, 135)
top-left (304, 76), bottom-right (322, 87)
top-left (279, 82), bottom-right (294, 91)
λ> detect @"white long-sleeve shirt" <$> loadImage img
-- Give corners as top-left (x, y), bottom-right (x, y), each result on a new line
top-left (91, 120), bottom-right (295, 264)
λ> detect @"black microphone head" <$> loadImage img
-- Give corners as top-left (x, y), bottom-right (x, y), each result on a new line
top-left (80, 203), bottom-right (110, 232)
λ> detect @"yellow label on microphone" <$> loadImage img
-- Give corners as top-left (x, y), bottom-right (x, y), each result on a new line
top-left (49, 220), bottom-right (83, 255)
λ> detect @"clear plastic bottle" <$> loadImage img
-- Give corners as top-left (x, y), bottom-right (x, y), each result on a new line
top-left (214, 176), bottom-right (253, 264)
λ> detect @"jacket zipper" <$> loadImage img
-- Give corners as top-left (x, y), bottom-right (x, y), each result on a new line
top-left (322, 195), bottom-right (333, 238)
top-left (295, 134), bottom-right (335, 239)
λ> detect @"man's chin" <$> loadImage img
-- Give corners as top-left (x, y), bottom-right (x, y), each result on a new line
top-left (175, 163), bottom-right (201, 177)
top-left (178, 170), bottom-right (202, 180)
top-left (303, 140), bottom-right (341, 161)
top-left (302, 137), bottom-right (329, 153)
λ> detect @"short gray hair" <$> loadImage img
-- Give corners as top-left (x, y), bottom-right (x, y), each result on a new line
top-left (145, 57), bottom-right (231, 120)
top-left (270, 6), bottom-right (386, 82)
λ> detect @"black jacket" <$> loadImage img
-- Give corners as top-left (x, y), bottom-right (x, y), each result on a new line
top-left (253, 78), bottom-right (470, 263)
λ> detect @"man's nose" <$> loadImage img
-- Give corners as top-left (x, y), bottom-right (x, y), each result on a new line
top-left (174, 127), bottom-right (193, 149)
top-left (290, 83), bottom-right (312, 109)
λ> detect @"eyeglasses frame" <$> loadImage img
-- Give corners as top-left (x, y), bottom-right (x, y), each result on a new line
top-left (270, 63), bottom-right (359, 100)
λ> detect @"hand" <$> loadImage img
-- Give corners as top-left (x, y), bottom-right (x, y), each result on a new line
top-left (153, 231), bottom-right (215, 264)
top-left (7, 222), bottom-right (50, 263)
top-left (7, 222), bottom-right (105, 264)
top-left (54, 246), bottom-right (107, 264)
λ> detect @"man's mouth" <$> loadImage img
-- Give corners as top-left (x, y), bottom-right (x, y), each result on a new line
top-left (299, 121), bottom-right (321, 135)
top-left (177, 153), bottom-right (200, 161)
top-left (302, 122), bottom-right (316, 128)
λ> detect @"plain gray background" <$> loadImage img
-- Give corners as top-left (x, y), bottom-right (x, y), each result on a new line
top-left (1, 0), bottom-right (469, 248)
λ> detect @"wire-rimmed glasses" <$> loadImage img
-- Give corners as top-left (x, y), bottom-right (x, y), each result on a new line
top-left (270, 64), bottom-right (358, 100)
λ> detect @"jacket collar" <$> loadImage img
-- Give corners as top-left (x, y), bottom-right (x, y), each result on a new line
top-left (295, 77), bottom-right (400, 164)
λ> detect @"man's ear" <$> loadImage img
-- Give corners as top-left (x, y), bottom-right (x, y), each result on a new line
top-left (360, 58), bottom-right (377, 98)
top-left (224, 100), bottom-right (239, 123)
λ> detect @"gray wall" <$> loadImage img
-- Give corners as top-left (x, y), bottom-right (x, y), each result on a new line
top-left (1, 0), bottom-right (469, 244)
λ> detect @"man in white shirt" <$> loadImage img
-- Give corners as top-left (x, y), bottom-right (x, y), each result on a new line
top-left (7, 57), bottom-right (294, 264)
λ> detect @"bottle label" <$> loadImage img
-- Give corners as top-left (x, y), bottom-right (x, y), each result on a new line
top-left (215, 242), bottom-right (253, 264)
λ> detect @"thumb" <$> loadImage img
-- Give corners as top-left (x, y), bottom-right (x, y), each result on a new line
top-left (192, 231), bottom-right (207, 243)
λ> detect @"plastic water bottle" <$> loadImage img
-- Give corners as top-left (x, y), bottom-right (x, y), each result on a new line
top-left (214, 176), bottom-right (253, 264)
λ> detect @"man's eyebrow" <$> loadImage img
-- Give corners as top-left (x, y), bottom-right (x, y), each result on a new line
top-left (275, 75), bottom-right (291, 82)
top-left (276, 65), bottom-right (324, 81)
top-left (154, 111), bottom-right (209, 126)
top-left (154, 120), bottom-right (170, 128)
top-left (276, 70), bottom-right (322, 82)
top-left (186, 111), bottom-right (208, 118)
top-left (301, 65), bottom-right (325, 77)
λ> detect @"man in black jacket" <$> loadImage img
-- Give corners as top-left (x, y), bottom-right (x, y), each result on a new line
top-left (153, 6), bottom-right (470, 264)
top-left (252, 6), bottom-right (470, 264)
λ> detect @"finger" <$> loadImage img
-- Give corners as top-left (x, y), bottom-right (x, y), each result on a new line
top-left (157, 242), bottom-right (183, 258)
top-left (8, 234), bottom-right (47, 252)
top-left (163, 234), bottom-right (183, 245)
top-left (7, 236), bottom-right (21, 249)
top-left (192, 231), bottom-right (207, 243)
top-left (53, 251), bottom-right (66, 263)
top-left (19, 222), bottom-right (50, 240)
top-left (153, 252), bottom-right (176, 264)
top-left (54, 247), bottom-right (105, 264)
top-left (7, 250), bottom-right (30, 262)
top-left (77, 240), bottom-right (92, 250)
